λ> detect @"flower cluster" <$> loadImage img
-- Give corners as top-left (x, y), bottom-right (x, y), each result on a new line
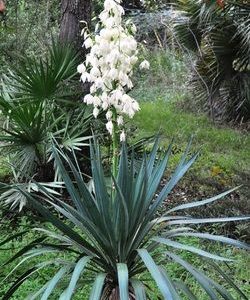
top-left (77, 0), bottom-right (149, 141)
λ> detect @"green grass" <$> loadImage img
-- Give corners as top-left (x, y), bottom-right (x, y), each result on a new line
top-left (131, 48), bottom-right (250, 178)
top-left (133, 48), bottom-right (188, 102)
top-left (133, 100), bottom-right (250, 176)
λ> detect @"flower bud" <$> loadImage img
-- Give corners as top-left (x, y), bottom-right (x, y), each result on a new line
top-left (93, 107), bottom-right (99, 118)
top-left (120, 130), bottom-right (126, 142)
top-left (106, 110), bottom-right (112, 120)
top-left (77, 64), bottom-right (86, 74)
top-left (84, 37), bottom-right (93, 49)
top-left (106, 120), bottom-right (113, 135)
top-left (117, 115), bottom-right (123, 126)
top-left (139, 60), bottom-right (150, 70)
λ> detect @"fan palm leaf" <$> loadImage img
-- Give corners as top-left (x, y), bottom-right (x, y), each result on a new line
top-left (174, 0), bottom-right (250, 122)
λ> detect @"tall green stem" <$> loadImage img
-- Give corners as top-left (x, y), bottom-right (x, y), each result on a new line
top-left (111, 108), bottom-right (119, 179)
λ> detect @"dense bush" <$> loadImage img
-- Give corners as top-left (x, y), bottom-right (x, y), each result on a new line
top-left (0, 0), bottom-right (59, 71)
top-left (130, 9), bottom-right (180, 48)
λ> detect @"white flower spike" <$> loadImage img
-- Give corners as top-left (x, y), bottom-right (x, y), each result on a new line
top-left (78, 0), bottom-right (149, 137)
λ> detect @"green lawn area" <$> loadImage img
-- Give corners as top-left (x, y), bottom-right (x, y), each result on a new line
top-left (133, 100), bottom-right (250, 177)
top-left (132, 49), bottom-right (250, 178)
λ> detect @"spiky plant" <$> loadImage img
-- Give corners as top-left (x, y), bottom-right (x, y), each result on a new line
top-left (7, 40), bottom-right (80, 101)
top-left (174, 0), bottom-right (250, 122)
top-left (2, 140), bottom-right (249, 299)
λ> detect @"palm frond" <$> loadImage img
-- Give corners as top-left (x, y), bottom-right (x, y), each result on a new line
top-left (174, 0), bottom-right (250, 122)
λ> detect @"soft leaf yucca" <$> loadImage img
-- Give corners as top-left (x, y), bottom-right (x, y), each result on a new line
top-left (2, 140), bottom-right (249, 299)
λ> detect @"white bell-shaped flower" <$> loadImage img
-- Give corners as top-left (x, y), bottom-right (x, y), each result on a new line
top-left (139, 60), bottom-right (150, 70)
top-left (78, 0), bottom-right (149, 137)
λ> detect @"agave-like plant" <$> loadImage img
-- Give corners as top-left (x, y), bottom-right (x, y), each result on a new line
top-left (2, 140), bottom-right (249, 299)
top-left (174, 0), bottom-right (250, 122)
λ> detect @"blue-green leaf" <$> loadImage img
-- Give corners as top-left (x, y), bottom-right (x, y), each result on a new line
top-left (159, 267), bottom-right (181, 300)
top-left (167, 216), bottom-right (250, 225)
top-left (131, 279), bottom-right (147, 300)
top-left (173, 280), bottom-right (198, 300)
top-left (153, 237), bottom-right (232, 261)
top-left (166, 252), bottom-right (218, 300)
top-left (117, 263), bottom-right (129, 300)
top-left (41, 266), bottom-right (70, 300)
top-left (60, 256), bottom-right (91, 300)
top-left (169, 232), bottom-right (250, 250)
top-left (138, 249), bottom-right (174, 300)
top-left (166, 187), bottom-right (240, 214)
top-left (89, 273), bottom-right (107, 300)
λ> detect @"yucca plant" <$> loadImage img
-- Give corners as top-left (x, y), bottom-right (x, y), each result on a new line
top-left (174, 0), bottom-right (250, 122)
top-left (2, 140), bottom-right (249, 299)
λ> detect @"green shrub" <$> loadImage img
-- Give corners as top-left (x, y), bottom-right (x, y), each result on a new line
top-left (0, 42), bottom-right (94, 211)
top-left (0, 0), bottom-right (60, 72)
top-left (174, 0), bottom-right (250, 123)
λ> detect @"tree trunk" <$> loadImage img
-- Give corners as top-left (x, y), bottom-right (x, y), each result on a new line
top-left (122, 0), bottom-right (142, 9)
top-left (59, 0), bottom-right (91, 51)
top-left (0, 0), bottom-right (5, 13)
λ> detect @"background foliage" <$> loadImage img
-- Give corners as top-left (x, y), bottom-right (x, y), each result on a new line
top-left (0, 0), bottom-right (249, 299)
top-left (174, 0), bottom-right (250, 123)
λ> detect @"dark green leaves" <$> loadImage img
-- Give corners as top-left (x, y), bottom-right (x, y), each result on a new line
top-left (11, 41), bottom-right (79, 100)
top-left (174, 0), bottom-right (250, 122)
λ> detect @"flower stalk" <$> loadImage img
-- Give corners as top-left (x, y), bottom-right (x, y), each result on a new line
top-left (77, 0), bottom-right (150, 177)
top-left (111, 109), bottom-right (119, 178)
